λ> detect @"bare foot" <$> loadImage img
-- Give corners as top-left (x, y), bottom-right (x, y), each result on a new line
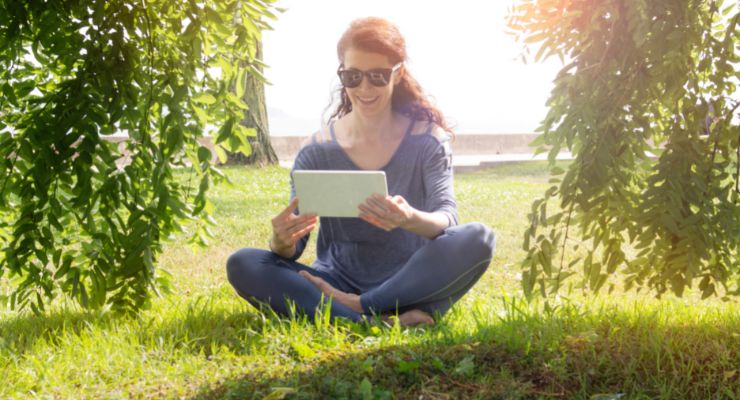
top-left (299, 271), bottom-right (364, 313)
top-left (385, 309), bottom-right (435, 327)
top-left (299, 272), bottom-right (435, 326)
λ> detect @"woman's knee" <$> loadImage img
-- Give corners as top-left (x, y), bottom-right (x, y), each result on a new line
top-left (454, 222), bottom-right (496, 259)
top-left (226, 248), bottom-right (268, 286)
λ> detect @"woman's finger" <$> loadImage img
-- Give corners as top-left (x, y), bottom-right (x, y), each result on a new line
top-left (386, 196), bottom-right (404, 213)
top-left (360, 213), bottom-right (392, 231)
top-left (272, 199), bottom-right (298, 227)
top-left (361, 201), bottom-right (397, 227)
top-left (359, 203), bottom-right (387, 222)
top-left (273, 197), bottom-right (299, 222)
top-left (283, 214), bottom-right (317, 231)
top-left (364, 196), bottom-right (392, 215)
top-left (274, 217), bottom-right (312, 243)
top-left (282, 197), bottom-right (300, 216)
top-left (290, 221), bottom-right (317, 240)
top-left (367, 195), bottom-right (391, 214)
top-left (299, 271), bottom-right (335, 296)
top-left (367, 196), bottom-right (406, 226)
top-left (359, 212), bottom-right (377, 226)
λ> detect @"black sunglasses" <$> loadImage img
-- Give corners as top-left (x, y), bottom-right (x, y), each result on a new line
top-left (337, 63), bottom-right (402, 88)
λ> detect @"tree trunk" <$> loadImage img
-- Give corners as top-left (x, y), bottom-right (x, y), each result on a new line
top-left (228, 39), bottom-right (278, 165)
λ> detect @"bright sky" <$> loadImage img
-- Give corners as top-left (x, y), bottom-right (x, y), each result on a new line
top-left (262, 0), bottom-right (563, 134)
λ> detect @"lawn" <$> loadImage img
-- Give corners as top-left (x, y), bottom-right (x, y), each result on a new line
top-left (1, 163), bottom-right (738, 399)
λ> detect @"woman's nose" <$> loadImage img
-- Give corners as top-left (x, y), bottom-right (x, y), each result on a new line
top-left (358, 75), bottom-right (374, 90)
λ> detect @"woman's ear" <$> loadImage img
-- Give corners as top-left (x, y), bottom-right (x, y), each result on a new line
top-left (393, 66), bottom-right (404, 85)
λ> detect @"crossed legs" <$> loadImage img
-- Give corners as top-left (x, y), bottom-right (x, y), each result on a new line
top-left (226, 222), bottom-right (496, 325)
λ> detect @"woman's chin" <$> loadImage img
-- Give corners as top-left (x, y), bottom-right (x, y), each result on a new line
top-left (352, 99), bottom-right (390, 116)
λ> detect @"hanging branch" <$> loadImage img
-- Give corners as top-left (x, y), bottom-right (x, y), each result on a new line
top-left (510, 0), bottom-right (740, 299)
top-left (0, 0), bottom-right (278, 314)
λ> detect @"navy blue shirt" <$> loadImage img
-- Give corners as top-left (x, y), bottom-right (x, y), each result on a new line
top-left (290, 120), bottom-right (457, 292)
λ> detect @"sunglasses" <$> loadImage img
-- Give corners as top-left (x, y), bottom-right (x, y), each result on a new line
top-left (337, 63), bottom-right (402, 88)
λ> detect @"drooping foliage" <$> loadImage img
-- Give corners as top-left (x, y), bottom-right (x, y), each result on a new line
top-left (0, 0), bottom-right (276, 314)
top-left (508, 0), bottom-right (739, 299)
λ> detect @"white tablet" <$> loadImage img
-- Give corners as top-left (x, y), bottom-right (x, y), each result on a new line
top-left (292, 170), bottom-right (388, 217)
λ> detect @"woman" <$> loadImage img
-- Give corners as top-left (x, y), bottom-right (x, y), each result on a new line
top-left (227, 17), bottom-right (495, 326)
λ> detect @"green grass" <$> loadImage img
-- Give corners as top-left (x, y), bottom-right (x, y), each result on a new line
top-left (1, 163), bottom-right (738, 399)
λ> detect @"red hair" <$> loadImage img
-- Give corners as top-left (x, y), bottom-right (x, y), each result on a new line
top-left (329, 17), bottom-right (453, 134)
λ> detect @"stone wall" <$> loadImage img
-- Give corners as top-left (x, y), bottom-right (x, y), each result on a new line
top-left (103, 133), bottom-right (540, 164)
top-left (268, 133), bottom-right (539, 161)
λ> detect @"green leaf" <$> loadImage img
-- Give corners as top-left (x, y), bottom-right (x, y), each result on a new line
top-left (550, 166), bottom-right (565, 175)
top-left (192, 93), bottom-right (217, 105)
top-left (79, 283), bottom-right (89, 308)
top-left (54, 255), bottom-right (73, 280)
top-left (524, 31), bottom-right (548, 44)
top-left (197, 146), bottom-right (212, 163)
top-left (590, 262), bottom-right (602, 290)
top-left (396, 360), bottom-right (420, 374)
top-left (215, 118), bottom-right (236, 144)
top-left (226, 92), bottom-right (249, 110)
top-left (289, 342), bottom-right (316, 359)
top-left (191, 104), bottom-right (209, 124)
top-left (235, 67), bottom-right (247, 98)
top-left (454, 355), bottom-right (476, 377)
top-left (589, 394), bottom-right (626, 400)
top-left (214, 144), bottom-right (228, 163)
top-left (238, 125), bottom-right (257, 137)
top-left (261, 387), bottom-right (297, 400)
top-left (359, 378), bottom-right (373, 400)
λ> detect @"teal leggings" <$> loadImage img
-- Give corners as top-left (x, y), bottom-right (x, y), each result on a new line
top-left (226, 222), bottom-right (495, 322)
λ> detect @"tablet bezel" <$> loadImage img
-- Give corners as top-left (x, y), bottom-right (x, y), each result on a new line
top-left (292, 170), bottom-right (388, 218)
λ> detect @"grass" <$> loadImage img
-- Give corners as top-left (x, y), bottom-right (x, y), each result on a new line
top-left (1, 162), bottom-right (738, 399)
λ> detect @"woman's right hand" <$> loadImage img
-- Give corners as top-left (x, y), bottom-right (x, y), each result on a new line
top-left (270, 197), bottom-right (318, 258)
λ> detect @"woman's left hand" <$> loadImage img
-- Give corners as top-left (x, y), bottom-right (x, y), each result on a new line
top-left (358, 194), bottom-right (415, 231)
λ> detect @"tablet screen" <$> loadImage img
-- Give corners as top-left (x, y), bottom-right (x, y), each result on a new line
top-left (292, 170), bottom-right (388, 217)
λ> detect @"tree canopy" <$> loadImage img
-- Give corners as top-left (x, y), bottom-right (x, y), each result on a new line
top-left (508, 0), bottom-right (739, 299)
top-left (0, 0), bottom-right (276, 314)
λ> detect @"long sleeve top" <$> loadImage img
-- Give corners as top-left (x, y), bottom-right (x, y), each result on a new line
top-left (289, 120), bottom-right (457, 292)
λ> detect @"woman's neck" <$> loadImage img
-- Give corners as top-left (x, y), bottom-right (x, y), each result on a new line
top-left (346, 109), bottom-right (398, 141)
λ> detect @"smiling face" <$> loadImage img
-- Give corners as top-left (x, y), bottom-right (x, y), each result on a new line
top-left (341, 48), bottom-right (402, 118)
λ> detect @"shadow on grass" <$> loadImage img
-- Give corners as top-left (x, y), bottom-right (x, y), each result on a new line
top-left (190, 340), bottom-right (562, 400)
top-left (0, 309), bottom-right (108, 356)
top-left (2, 296), bottom-right (737, 399)
top-left (188, 301), bottom-right (740, 400)
top-left (0, 296), bottom-right (266, 358)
